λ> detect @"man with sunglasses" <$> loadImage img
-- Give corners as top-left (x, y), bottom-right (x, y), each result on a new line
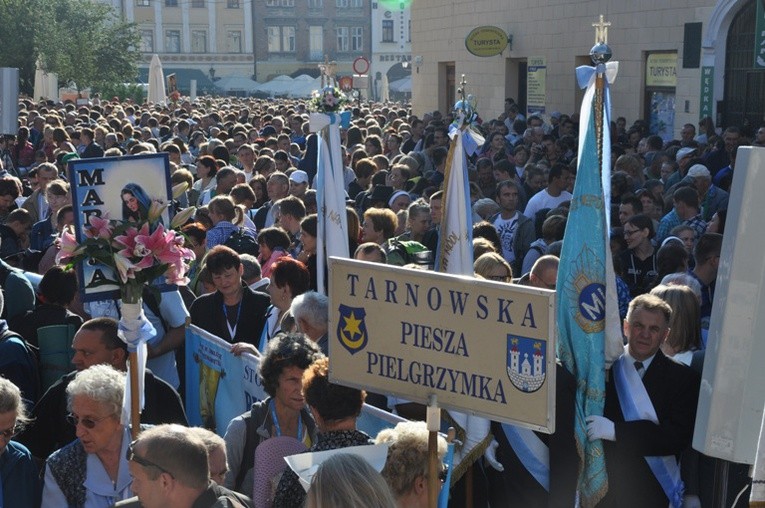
top-left (17, 317), bottom-right (187, 461)
top-left (114, 424), bottom-right (252, 508)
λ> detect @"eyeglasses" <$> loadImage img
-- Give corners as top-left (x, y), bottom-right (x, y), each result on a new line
top-left (488, 273), bottom-right (510, 281)
top-left (0, 424), bottom-right (18, 440)
top-left (623, 229), bottom-right (640, 237)
top-left (66, 413), bottom-right (112, 429)
top-left (127, 440), bottom-right (174, 477)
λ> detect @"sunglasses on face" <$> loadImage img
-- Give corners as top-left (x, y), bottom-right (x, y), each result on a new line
top-left (127, 440), bottom-right (174, 477)
top-left (66, 413), bottom-right (112, 429)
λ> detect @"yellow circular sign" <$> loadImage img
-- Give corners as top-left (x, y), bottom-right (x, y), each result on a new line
top-left (465, 26), bottom-right (508, 57)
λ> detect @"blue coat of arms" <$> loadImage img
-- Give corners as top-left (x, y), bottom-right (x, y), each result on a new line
top-left (336, 304), bottom-right (368, 355)
top-left (506, 335), bottom-right (546, 393)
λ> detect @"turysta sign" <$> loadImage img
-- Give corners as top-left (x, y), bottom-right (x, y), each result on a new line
top-left (465, 26), bottom-right (509, 57)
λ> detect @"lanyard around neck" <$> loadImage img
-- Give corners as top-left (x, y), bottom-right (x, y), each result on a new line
top-left (270, 398), bottom-right (303, 441)
top-left (222, 299), bottom-right (242, 340)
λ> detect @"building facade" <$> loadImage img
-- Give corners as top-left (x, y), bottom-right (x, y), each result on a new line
top-left (105, 0), bottom-right (255, 89)
top-left (410, 0), bottom-right (764, 138)
top-left (371, 0), bottom-right (412, 101)
top-left (252, 0), bottom-right (372, 82)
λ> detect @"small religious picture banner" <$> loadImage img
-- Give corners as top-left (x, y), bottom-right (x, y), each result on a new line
top-left (67, 153), bottom-right (173, 302)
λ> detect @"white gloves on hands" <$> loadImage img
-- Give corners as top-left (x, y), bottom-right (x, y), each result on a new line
top-left (586, 415), bottom-right (616, 442)
top-left (484, 439), bottom-right (504, 472)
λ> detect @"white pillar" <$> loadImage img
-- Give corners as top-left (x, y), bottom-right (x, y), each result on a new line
top-left (243, 0), bottom-right (253, 53)
top-left (182, 0), bottom-right (191, 53)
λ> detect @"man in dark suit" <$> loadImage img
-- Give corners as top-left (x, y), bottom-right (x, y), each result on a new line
top-left (80, 127), bottom-right (104, 159)
top-left (587, 294), bottom-right (700, 508)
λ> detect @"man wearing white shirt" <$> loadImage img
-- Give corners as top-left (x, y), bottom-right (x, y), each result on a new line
top-left (523, 163), bottom-right (573, 220)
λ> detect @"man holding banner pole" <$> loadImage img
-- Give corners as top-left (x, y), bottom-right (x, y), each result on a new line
top-left (556, 16), bottom-right (625, 508)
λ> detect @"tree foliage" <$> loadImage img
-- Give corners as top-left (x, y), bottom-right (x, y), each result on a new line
top-left (0, 0), bottom-right (141, 94)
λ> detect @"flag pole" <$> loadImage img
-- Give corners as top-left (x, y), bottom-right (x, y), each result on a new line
top-left (591, 14), bottom-right (611, 173)
top-left (129, 353), bottom-right (140, 439)
top-left (427, 395), bottom-right (440, 508)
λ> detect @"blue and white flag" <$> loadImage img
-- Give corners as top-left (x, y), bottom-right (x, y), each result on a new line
top-left (557, 61), bottom-right (621, 507)
top-left (435, 124), bottom-right (478, 275)
top-left (311, 111), bottom-right (351, 294)
top-left (185, 325), bottom-right (266, 436)
top-left (436, 122), bottom-right (491, 480)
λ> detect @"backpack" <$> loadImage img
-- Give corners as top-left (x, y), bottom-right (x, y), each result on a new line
top-left (223, 228), bottom-right (260, 257)
top-left (0, 328), bottom-right (41, 404)
top-left (385, 239), bottom-right (433, 267)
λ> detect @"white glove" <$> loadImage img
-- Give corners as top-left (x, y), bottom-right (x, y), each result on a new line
top-left (683, 495), bottom-right (702, 508)
top-left (484, 439), bottom-right (504, 472)
top-left (585, 415), bottom-right (616, 442)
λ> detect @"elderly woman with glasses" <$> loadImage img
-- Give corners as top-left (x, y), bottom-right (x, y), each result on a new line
top-left (0, 377), bottom-right (39, 508)
top-left (41, 364), bottom-right (133, 507)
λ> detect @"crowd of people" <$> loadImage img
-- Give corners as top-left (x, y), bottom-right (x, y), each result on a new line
top-left (0, 92), bottom-right (761, 507)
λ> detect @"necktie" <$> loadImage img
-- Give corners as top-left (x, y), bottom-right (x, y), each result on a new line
top-left (634, 361), bottom-right (645, 378)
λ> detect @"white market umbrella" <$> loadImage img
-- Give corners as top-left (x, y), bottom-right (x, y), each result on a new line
top-left (45, 72), bottom-right (58, 101)
top-left (256, 75), bottom-right (294, 95)
top-left (33, 59), bottom-right (45, 101)
top-left (389, 76), bottom-right (411, 93)
top-left (215, 76), bottom-right (261, 93)
top-left (381, 74), bottom-right (390, 102)
top-left (288, 76), bottom-right (323, 98)
top-left (147, 54), bottom-right (166, 104)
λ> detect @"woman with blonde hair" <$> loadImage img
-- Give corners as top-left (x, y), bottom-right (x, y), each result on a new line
top-left (474, 252), bottom-right (513, 283)
top-left (650, 284), bottom-right (702, 365)
top-left (205, 195), bottom-right (254, 250)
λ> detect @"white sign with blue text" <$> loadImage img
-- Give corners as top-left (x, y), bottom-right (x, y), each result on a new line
top-left (329, 258), bottom-right (556, 433)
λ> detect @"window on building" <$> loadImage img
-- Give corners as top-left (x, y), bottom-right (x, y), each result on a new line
top-left (140, 30), bottom-right (154, 52)
top-left (336, 27), bottom-right (349, 52)
top-left (165, 0), bottom-right (177, 6)
top-left (309, 25), bottom-right (323, 60)
top-left (336, 0), bottom-right (349, 7)
top-left (268, 26), bottom-right (296, 52)
top-left (227, 0), bottom-right (240, 6)
top-left (382, 20), bottom-right (393, 42)
top-left (136, 0), bottom-right (150, 6)
top-left (165, 30), bottom-right (181, 53)
top-left (282, 26), bottom-right (295, 51)
top-left (192, 30), bottom-right (207, 53)
top-left (351, 27), bottom-right (363, 51)
top-left (191, 0), bottom-right (204, 6)
top-left (266, 0), bottom-right (294, 5)
top-left (307, 0), bottom-right (322, 7)
top-left (350, 0), bottom-right (362, 6)
top-left (227, 30), bottom-right (242, 52)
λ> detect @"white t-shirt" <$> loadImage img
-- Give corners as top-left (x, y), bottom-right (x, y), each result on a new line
top-left (524, 188), bottom-right (573, 220)
top-left (493, 212), bottom-right (519, 263)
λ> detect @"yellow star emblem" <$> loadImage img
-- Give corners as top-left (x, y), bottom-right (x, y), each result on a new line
top-left (343, 311), bottom-right (362, 338)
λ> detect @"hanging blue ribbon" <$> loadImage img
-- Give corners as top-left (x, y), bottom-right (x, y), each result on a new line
top-left (327, 110), bottom-right (352, 129)
top-left (447, 124), bottom-right (480, 157)
top-left (501, 424), bottom-right (550, 491)
top-left (612, 358), bottom-right (685, 508)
